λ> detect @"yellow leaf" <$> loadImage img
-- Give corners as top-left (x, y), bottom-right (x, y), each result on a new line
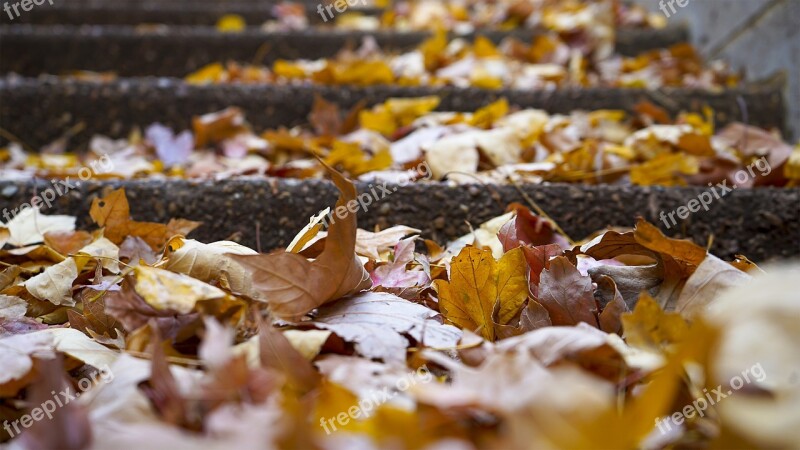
top-left (468, 98), bottom-right (509, 129)
top-left (385, 96), bottom-right (441, 127)
top-left (133, 265), bottom-right (226, 314)
top-left (495, 247), bottom-right (529, 325)
top-left (325, 140), bottom-right (392, 176)
top-left (419, 29), bottom-right (448, 70)
top-left (332, 61), bottom-right (395, 86)
top-left (436, 247), bottom-right (497, 340)
top-left (621, 293), bottom-right (688, 352)
top-left (630, 152), bottom-right (699, 186)
top-left (470, 71), bottom-right (504, 90)
top-left (286, 208), bottom-right (331, 253)
top-left (273, 60), bottom-right (308, 79)
top-left (185, 62), bottom-right (224, 84)
top-left (473, 36), bottom-right (500, 57)
top-left (160, 237), bottom-right (262, 299)
top-left (359, 107), bottom-right (396, 136)
top-left (216, 14), bottom-right (245, 33)
top-left (359, 96), bottom-right (440, 136)
top-left (436, 246), bottom-right (528, 340)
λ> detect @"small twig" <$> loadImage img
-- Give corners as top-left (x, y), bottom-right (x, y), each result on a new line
top-left (505, 175), bottom-right (575, 245)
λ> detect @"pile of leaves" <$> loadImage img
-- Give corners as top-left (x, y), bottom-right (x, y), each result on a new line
top-left (337, 0), bottom-right (665, 33)
top-left (185, 32), bottom-right (739, 90)
top-left (0, 166), bottom-right (798, 448)
top-left (3, 97), bottom-right (798, 187)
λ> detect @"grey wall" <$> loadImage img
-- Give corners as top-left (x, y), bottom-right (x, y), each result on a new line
top-left (646, 0), bottom-right (799, 140)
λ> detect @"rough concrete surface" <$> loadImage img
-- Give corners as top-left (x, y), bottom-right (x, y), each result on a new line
top-left (0, 179), bottom-right (797, 262)
top-left (0, 76), bottom-right (785, 147)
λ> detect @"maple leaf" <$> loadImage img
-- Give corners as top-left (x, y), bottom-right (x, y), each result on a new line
top-left (90, 188), bottom-right (200, 250)
top-left (435, 246), bottom-right (529, 340)
top-left (230, 164), bottom-right (371, 321)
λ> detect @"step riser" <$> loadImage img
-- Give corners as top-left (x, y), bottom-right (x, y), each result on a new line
top-left (0, 78), bottom-right (786, 148)
top-left (1, 180), bottom-right (797, 262)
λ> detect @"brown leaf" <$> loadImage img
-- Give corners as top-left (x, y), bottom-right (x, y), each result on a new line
top-left (536, 256), bottom-right (598, 327)
top-left (18, 356), bottom-right (92, 450)
top-left (518, 299), bottom-right (552, 332)
top-left (230, 164), bottom-right (372, 321)
top-left (258, 317), bottom-right (320, 393)
top-left (595, 275), bottom-right (629, 335)
top-left (308, 94), bottom-right (342, 136)
top-left (43, 230), bottom-right (94, 256)
top-left (90, 188), bottom-right (199, 250)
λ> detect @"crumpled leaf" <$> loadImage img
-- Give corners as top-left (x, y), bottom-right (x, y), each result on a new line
top-left (0, 294), bottom-right (27, 318)
top-left (311, 292), bottom-right (461, 364)
top-left (160, 237), bottom-right (262, 300)
top-left (355, 225), bottom-right (420, 260)
top-left (1, 207), bottom-right (76, 247)
top-left (676, 254), bottom-right (751, 318)
top-left (24, 258), bottom-right (79, 306)
top-left (133, 265), bottom-right (227, 314)
top-left (371, 237), bottom-right (429, 288)
top-left (230, 164), bottom-right (372, 321)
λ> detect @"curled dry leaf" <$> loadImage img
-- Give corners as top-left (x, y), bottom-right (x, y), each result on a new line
top-left (230, 164), bottom-right (372, 321)
top-left (0, 294), bottom-right (27, 319)
top-left (24, 258), bottom-right (79, 306)
top-left (160, 237), bottom-right (262, 300)
top-left (132, 265), bottom-right (227, 315)
top-left (1, 207), bottom-right (76, 247)
top-left (310, 292), bottom-right (462, 364)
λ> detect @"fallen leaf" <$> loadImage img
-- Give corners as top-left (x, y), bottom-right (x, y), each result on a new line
top-left (230, 164), bottom-right (372, 321)
top-left (133, 265), bottom-right (226, 314)
top-left (25, 258), bottom-right (79, 306)
top-left (676, 254), bottom-right (751, 317)
top-left (0, 294), bottom-right (27, 318)
top-left (536, 256), bottom-right (597, 327)
top-left (1, 207), bottom-right (76, 247)
top-left (161, 237), bottom-right (262, 300)
top-left (311, 292), bottom-right (461, 364)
